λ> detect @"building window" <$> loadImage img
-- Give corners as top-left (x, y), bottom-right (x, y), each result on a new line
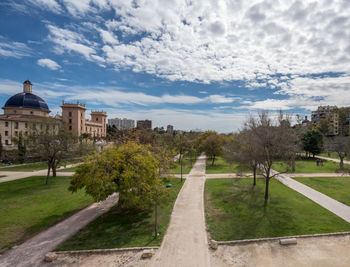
top-left (5, 140), bottom-right (8, 145)
top-left (25, 131), bottom-right (28, 136)
top-left (69, 119), bottom-right (72, 123)
top-left (69, 112), bottom-right (72, 117)
top-left (14, 122), bottom-right (19, 129)
top-left (5, 121), bottom-right (8, 127)
top-left (96, 118), bottom-right (98, 121)
top-left (69, 126), bottom-right (72, 130)
top-left (25, 122), bottom-right (28, 128)
top-left (15, 131), bottom-right (18, 136)
top-left (30, 111), bottom-right (33, 115)
top-left (5, 131), bottom-right (8, 136)
top-left (81, 113), bottom-right (83, 118)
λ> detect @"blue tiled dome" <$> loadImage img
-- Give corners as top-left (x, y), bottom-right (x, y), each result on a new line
top-left (4, 92), bottom-right (50, 111)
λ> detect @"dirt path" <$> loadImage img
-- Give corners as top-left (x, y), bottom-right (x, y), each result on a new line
top-left (0, 163), bottom-right (80, 183)
top-left (273, 170), bottom-right (350, 223)
top-left (211, 234), bottom-right (350, 267)
top-left (0, 193), bottom-right (119, 267)
top-left (152, 153), bottom-right (210, 267)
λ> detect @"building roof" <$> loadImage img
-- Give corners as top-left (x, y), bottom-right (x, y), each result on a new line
top-left (4, 92), bottom-right (50, 112)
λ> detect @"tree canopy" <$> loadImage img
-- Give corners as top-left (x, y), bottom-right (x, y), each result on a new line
top-left (69, 142), bottom-right (161, 208)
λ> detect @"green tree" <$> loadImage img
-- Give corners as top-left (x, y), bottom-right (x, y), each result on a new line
top-left (302, 129), bottom-right (323, 157)
top-left (69, 142), bottom-right (161, 208)
top-left (198, 131), bottom-right (223, 165)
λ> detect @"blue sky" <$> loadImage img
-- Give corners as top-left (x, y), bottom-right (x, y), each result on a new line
top-left (0, 0), bottom-right (350, 132)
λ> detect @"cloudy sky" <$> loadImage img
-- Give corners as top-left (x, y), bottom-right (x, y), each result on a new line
top-left (0, 0), bottom-right (349, 132)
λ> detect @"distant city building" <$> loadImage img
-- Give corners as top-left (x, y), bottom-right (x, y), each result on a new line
top-left (136, 119), bottom-right (152, 129)
top-left (167, 124), bottom-right (174, 135)
top-left (311, 106), bottom-right (339, 136)
top-left (108, 118), bottom-right (135, 130)
top-left (0, 80), bottom-right (107, 150)
top-left (301, 116), bottom-right (310, 128)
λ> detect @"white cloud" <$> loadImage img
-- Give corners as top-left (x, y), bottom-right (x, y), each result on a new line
top-left (41, 0), bottom-right (350, 87)
top-left (26, 0), bottom-right (62, 13)
top-left (0, 38), bottom-right (32, 58)
top-left (37, 58), bottom-right (61, 70)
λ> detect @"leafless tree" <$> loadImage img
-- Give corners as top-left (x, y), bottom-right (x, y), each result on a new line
top-left (244, 111), bottom-right (298, 200)
top-left (324, 136), bottom-right (350, 169)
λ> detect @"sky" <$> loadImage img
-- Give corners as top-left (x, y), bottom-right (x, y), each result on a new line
top-left (0, 0), bottom-right (349, 133)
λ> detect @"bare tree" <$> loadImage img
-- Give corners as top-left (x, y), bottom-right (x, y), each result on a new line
top-left (27, 119), bottom-right (77, 184)
top-left (223, 131), bottom-right (259, 186)
top-left (324, 136), bottom-right (350, 169)
top-left (245, 111), bottom-right (298, 200)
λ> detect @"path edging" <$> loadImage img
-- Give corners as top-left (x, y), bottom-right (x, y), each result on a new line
top-left (55, 246), bottom-right (159, 255)
top-left (213, 231), bottom-right (350, 246)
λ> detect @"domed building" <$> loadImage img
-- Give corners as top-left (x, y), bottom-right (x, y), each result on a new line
top-left (0, 80), bottom-right (107, 150)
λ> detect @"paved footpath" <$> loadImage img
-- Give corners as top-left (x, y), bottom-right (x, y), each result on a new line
top-left (0, 193), bottom-right (119, 267)
top-left (316, 155), bottom-right (350, 165)
top-left (205, 172), bottom-right (348, 179)
top-left (152, 153), bottom-right (210, 267)
top-left (272, 169), bottom-right (350, 223)
top-left (0, 163), bottom-right (80, 184)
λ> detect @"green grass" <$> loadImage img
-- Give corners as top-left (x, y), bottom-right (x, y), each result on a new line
top-left (56, 178), bottom-right (184, 251)
top-left (206, 157), bottom-right (247, 174)
top-left (0, 175), bottom-right (5, 178)
top-left (273, 158), bottom-right (344, 173)
top-left (205, 178), bottom-right (350, 241)
top-left (58, 166), bottom-right (78, 172)
top-left (295, 177), bottom-right (350, 206)
top-left (169, 155), bottom-right (196, 174)
top-left (0, 158), bottom-right (83, 172)
top-left (0, 176), bottom-right (93, 252)
top-left (0, 162), bottom-right (50, 172)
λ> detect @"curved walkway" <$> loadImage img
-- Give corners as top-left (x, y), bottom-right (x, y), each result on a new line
top-left (0, 193), bottom-right (119, 267)
top-left (316, 155), bottom-right (350, 165)
top-left (152, 153), bottom-right (210, 267)
top-left (0, 163), bottom-right (80, 184)
top-left (272, 170), bottom-right (350, 223)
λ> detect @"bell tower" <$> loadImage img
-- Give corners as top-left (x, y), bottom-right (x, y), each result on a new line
top-left (23, 80), bottom-right (32, 93)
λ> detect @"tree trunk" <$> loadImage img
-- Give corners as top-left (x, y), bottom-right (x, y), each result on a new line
top-left (46, 164), bottom-right (51, 185)
top-left (52, 162), bottom-right (57, 177)
top-left (291, 158), bottom-right (295, 172)
top-left (180, 156), bottom-right (183, 182)
top-left (154, 187), bottom-right (158, 238)
top-left (264, 177), bottom-right (270, 201)
top-left (211, 155), bottom-right (216, 166)
top-left (340, 157), bottom-right (344, 169)
top-left (253, 166), bottom-right (256, 186)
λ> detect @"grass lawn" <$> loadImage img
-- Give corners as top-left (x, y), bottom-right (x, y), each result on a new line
top-left (0, 158), bottom-right (83, 172)
top-left (0, 176), bottom-right (93, 252)
top-left (56, 178), bottom-right (184, 251)
top-left (294, 177), bottom-right (350, 206)
top-left (206, 157), bottom-right (246, 174)
top-left (272, 158), bottom-right (344, 173)
top-left (205, 178), bottom-right (350, 241)
top-left (58, 166), bottom-right (78, 172)
top-left (169, 155), bottom-right (196, 174)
